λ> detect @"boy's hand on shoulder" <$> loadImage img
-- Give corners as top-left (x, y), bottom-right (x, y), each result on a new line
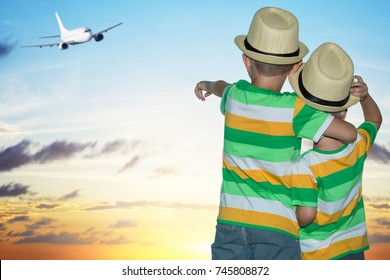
top-left (350, 75), bottom-right (369, 101)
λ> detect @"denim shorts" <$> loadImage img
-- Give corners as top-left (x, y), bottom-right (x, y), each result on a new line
top-left (211, 223), bottom-right (301, 260)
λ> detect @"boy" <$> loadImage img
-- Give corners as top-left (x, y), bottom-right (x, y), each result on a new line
top-left (194, 7), bottom-right (357, 259)
top-left (289, 42), bottom-right (382, 260)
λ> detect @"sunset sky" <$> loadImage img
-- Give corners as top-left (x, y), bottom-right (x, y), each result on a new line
top-left (1, 0), bottom-right (390, 260)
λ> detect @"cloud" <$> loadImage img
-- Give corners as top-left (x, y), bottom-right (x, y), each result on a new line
top-left (368, 203), bottom-right (390, 210)
top-left (0, 139), bottom-right (141, 172)
top-left (84, 201), bottom-right (135, 211)
top-left (0, 223), bottom-right (6, 232)
top-left (84, 200), bottom-right (216, 211)
top-left (368, 233), bottom-right (390, 243)
top-left (7, 215), bottom-right (30, 224)
top-left (110, 219), bottom-right (137, 228)
top-left (0, 38), bottom-right (15, 59)
top-left (101, 139), bottom-right (140, 154)
top-left (368, 143), bottom-right (390, 164)
top-left (14, 231), bottom-right (95, 244)
top-left (100, 235), bottom-right (135, 245)
top-left (33, 140), bottom-right (97, 163)
top-left (0, 211), bottom-right (28, 220)
top-left (27, 218), bottom-right (55, 230)
top-left (0, 140), bottom-right (32, 172)
top-left (0, 140), bottom-right (95, 172)
top-left (0, 122), bottom-right (22, 137)
top-left (35, 203), bottom-right (61, 209)
top-left (150, 166), bottom-right (178, 178)
top-left (0, 183), bottom-right (30, 197)
top-left (58, 189), bottom-right (80, 201)
top-left (7, 230), bottom-right (35, 237)
top-left (118, 156), bottom-right (140, 173)
top-left (375, 217), bottom-right (390, 227)
top-left (364, 195), bottom-right (390, 203)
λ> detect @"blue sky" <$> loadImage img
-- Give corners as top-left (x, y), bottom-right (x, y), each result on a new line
top-left (1, 0), bottom-right (390, 259)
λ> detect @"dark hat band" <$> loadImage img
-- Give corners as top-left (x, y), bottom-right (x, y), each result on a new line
top-left (244, 38), bottom-right (300, 58)
top-left (298, 72), bottom-right (350, 107)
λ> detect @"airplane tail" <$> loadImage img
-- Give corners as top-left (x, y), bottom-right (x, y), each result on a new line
top-left (55, 12), bottom-right (68, 33)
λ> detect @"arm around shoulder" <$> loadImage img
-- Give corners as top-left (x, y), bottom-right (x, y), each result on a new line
top-left (324, 117), bottom-right (357, 144)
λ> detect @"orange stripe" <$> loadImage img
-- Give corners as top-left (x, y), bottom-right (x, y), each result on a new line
top-left (293, 98), bottom-right (305, 117)
top-left (225, 112), bottom-right (294, 136)
top-left (357, 129), bottom-right (371, 151)
top-left (218, 206), bottom-right (299, 237)
top-left (223, 159), bottom-right (292, 186)
top-left (302, 235), bottom-right (368, 260)
top-left (312, 147), bottom-right (366, 177)
top-left (315, 195), bottom-right (361, 225)
top-left (292, 174), bottom-right (317, 190)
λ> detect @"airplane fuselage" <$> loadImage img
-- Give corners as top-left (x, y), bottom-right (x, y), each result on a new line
top-left (21, 12), bottom-right (122, 50)
top-left (61, 27), bottom-right (93, 44)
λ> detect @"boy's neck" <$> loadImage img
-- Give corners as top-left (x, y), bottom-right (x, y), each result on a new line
top-left (251, 75), bottom-right (287, 92)
top-left (313, 136), bottom-right (344, 151)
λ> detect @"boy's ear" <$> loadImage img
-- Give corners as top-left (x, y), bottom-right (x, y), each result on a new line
top-left (290, 60), bottom-right (303, 74)
top-left (343, 109), bottom-right (348, 120)
top-left (242, 54), bottom-right (252, 72)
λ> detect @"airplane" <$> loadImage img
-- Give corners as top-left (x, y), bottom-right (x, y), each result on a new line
top-left (21, 12), bottom-right (122, 50)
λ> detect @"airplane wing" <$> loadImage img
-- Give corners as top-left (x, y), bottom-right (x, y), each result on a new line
top-left (21, 43), bottom-right (59, 48)
top-left (39, 35), bottom-right (61, 39)
top-left (94, 22), bottom-right (123, 35)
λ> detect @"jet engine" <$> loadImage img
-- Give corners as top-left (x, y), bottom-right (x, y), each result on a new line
top-left (58, 42), bottom-right (69, 50)
top-left (94, 33), bottom-right (104, 42)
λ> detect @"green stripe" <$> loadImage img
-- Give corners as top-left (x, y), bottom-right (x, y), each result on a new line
top-left (358, 122), bottom-right (378, 146)
top-left (229, 81), bottom-right (298, 108)
top-left (331, 246), bottom-right (369, 260)
top-left (222, 168), bottom-right (292, 208)
top-left (224, 139), bottom-right (300, 162)
top-left (291, 187), bottom-right (318, 206)
top-left (317, 156), bottom-right (365, 201)
top-left (293, 103), bottom-right (329, 139)
top-left (300, 199), bottom-right (366, 240)
top-left (318, 177), bottom-right (361, 202)
top-left (224, 126), bottom-right (298, 149)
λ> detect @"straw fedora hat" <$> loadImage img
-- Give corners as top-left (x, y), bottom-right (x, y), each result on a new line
top-left (289, 42), bottom-right (360, 112)
top-left (235, 7), bottom-right (309, 65)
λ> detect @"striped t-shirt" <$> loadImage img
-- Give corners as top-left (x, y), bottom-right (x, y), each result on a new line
top-left (217, 80), bottom-right (334, 239)
top-left (291, 121), bottom-right (378, 259)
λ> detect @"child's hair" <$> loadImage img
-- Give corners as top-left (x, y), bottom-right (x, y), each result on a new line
top-left (250, 58), bottom-right (295, 77)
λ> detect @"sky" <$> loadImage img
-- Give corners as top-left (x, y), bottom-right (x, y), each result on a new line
top-left (0, 0), bottom-right (390, 260)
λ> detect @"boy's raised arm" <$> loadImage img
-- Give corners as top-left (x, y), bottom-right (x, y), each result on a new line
top-left (351, 75), bottom-right (382, 129)
top-left (194, 80), bottom-right (230, 101)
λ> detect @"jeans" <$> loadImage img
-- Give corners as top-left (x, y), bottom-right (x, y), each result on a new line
top-left (338, 252), bottom-right (365, 260)
top-left (211, 223), bottom-right (301, 260)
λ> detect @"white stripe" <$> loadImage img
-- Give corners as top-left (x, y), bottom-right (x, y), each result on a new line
top-left (317, 181), bottom-right (362, 215)
top-left (292, 157), bottom-right (313, 175)
top-left (300, 223), bottom-right (367, 253)
top-left (220, 193), bottom-right (297, 222)
top-left (224, 152), bottom-right (293, 176)
top-left (225, 97), bottom-right (294, 123)
top-left (312, 114), bottom-right (334, 143)
top-left (303, 134), bottom-right (363, 166)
